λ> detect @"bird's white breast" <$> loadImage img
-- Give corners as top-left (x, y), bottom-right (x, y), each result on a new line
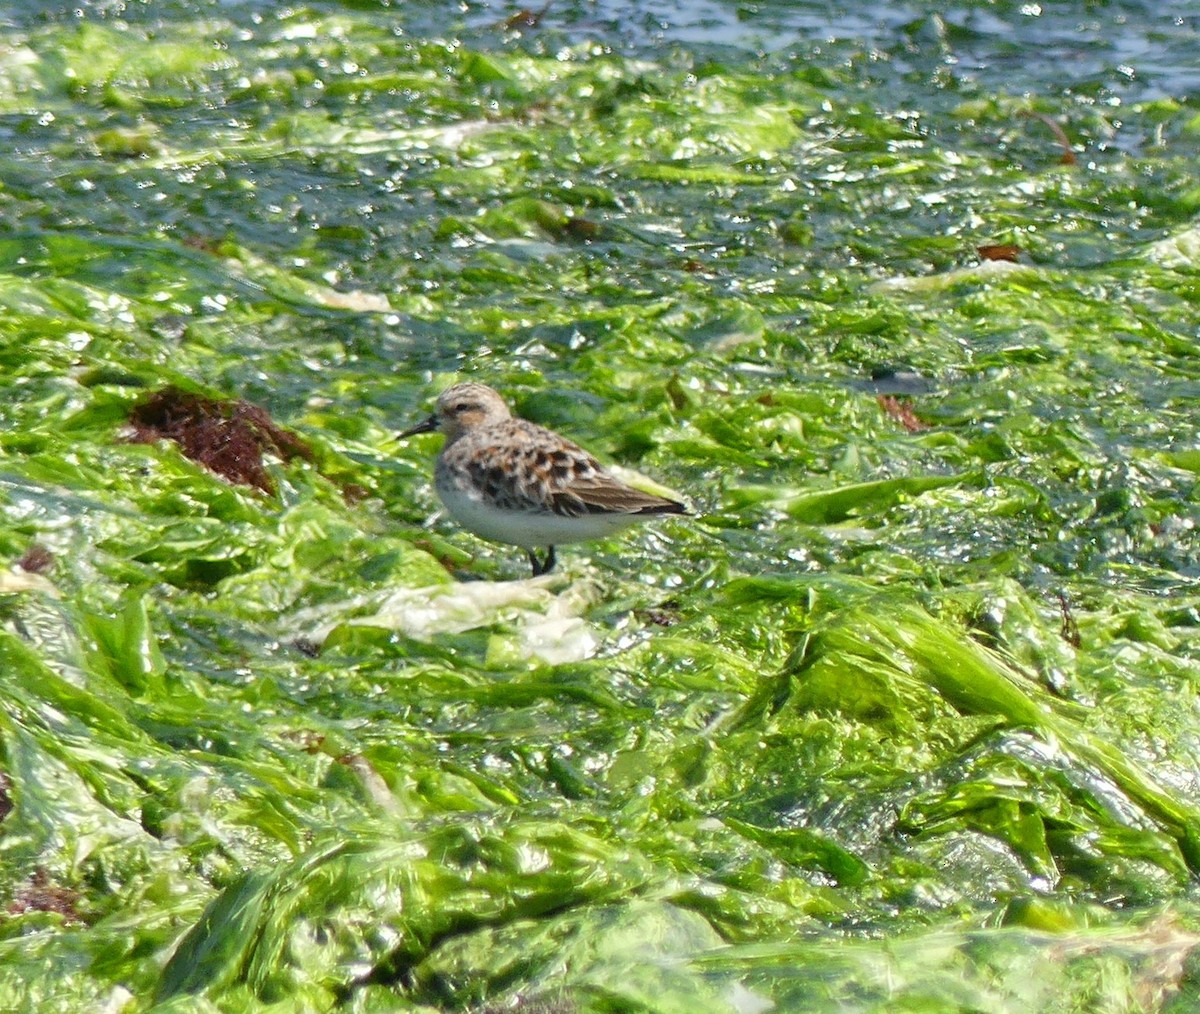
top-left (435, 474), bottom-right (638, 548)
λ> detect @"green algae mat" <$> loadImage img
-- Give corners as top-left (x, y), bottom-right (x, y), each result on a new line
top-left (1, 2), bottom-right (1199, 1011)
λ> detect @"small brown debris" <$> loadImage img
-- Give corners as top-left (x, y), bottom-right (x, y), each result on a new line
top-left (411, 538), bottom-right (465, 573)
top-left (681, 258), bottom-right (705, 273)
top-left (17, 545), bottom-right (54, 574)
top-left (562, 216), bottom-right (599, 241)
top-left (293, 638), bottom-right (323, 658)
top-left (8, 869), bottom-right (83, 921)
top-left (1057, 591), bottom-right (1081, 648)
top-left (877, 394), bottom-right (929, 432)
top-left (282, 729), bottom-right (326, 753)
top-left (663, 375), bottom-right (690, 412)
top-left (504, 1), bottom-right (553, 29)
top-left (977, 244), bottom-right (1021, 263)
top-left (129, 387), bottom-right (313, 494)
top-left (341, 482), bottom-right (371, 504)
top-left (0, 772), bottom-right (11, 823)
top-left (506, 10), bottom-right (539, 29)
top-left (1021, 111), bottom-right (1077, 165)
top-left (181, 234), bottom-right (223, 254)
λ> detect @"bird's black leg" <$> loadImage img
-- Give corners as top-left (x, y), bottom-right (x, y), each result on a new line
top-left (527, 546), bottom-right (556, 577)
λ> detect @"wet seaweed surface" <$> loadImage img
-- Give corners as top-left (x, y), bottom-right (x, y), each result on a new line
top-left (0, 1), bottom-right (1198, 1011)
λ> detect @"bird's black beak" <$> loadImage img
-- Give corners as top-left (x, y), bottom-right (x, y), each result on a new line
top-left (398, 414), bottom-right (438, 439)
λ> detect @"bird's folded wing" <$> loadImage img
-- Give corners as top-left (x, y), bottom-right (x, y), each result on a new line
top-left (549, 475), bottom-right (686, 517)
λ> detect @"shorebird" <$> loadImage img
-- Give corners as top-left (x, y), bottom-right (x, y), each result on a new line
top-left (400, 382), bottom-right (688, 576)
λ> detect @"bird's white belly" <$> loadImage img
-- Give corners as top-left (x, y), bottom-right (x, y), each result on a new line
top-left (436, 482), bottom-right (637, 548)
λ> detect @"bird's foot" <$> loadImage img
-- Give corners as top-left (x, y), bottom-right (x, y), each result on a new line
top-left (527, 546), bottom-right (556, 577)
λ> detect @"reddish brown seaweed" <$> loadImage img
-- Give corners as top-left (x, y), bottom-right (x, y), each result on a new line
top-left (129, 387), bottom-right (313, 494)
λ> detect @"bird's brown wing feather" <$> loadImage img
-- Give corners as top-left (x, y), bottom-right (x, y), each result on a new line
top-left (549, 474), bottom-right (687, 517)
top-left (494, 419), bottom-right (687, 518)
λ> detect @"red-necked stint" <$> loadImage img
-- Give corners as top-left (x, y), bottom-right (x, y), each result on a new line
top-left (400, 382), bottom-right (688, 576)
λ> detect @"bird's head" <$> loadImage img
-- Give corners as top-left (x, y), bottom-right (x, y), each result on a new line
top-left (399, 382), bottom-right (511, 443)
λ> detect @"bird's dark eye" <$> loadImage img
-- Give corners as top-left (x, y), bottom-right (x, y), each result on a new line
top-left (452, 401), bottom-right (480, 415)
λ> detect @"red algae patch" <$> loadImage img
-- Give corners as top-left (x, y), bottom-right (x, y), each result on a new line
top-left (8, 869), bottom-right (84, 922)
top-left (129, 386), bottom-right (313, 494)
